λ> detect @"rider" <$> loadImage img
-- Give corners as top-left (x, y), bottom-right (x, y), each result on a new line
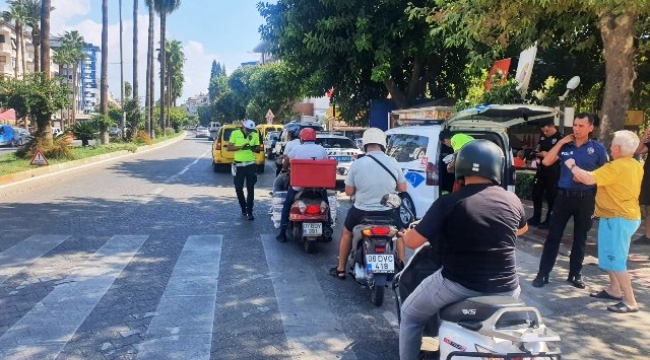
top-left (276, 128), bottom-right (329, 242)
top-left (329, 128), bottom-right (407, 279)
top-left (398, 139), bottom-right (528, 360)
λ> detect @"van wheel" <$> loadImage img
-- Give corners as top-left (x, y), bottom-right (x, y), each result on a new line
top-left (399, 194), bottom-right (416, 229)
top-left (212, 162), bottom-right (219, 173)
top-left (257, 164), bottom-right (265, 173)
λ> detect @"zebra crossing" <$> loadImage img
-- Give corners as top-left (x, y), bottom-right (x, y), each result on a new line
top-left (0, 233), bottom-right (377, 360)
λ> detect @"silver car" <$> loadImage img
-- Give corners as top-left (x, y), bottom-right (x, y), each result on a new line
top-left (195, 126), bottom-right (210, 138)
top-left (315, 134), bottom-right (363, 181)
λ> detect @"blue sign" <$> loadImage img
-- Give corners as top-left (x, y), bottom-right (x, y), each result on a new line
top-left (404, 172), bottom-right (425, 188)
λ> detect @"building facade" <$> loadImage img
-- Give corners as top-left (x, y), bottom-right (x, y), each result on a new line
top-left (80, 45), bottom-right (100, 113)
top-left (183, 93), bottom-right (209, 116)
top-left (0, 20), bottom-right (35, 78)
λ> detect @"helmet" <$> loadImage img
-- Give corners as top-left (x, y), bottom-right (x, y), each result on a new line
top-left (455, 139), bottom-right (504, 185)
top-left (299, 128), bottom-right (317, 142)
top-left (450, 133), bottom-right (474, 152)
top-left (362, 127), bottom-right (387, 151)
top-left (242, 119), bottom-right (256, 130)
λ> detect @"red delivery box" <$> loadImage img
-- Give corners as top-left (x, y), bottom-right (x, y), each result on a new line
top-left (290, 158), bottom-right (337, 188)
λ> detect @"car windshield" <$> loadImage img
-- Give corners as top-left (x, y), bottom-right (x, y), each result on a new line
top-left (197, 127), bottom-right (207, 131)
top-left (316, 137), bottom-right (357, 149)
top-left (386, 134), bottom-right (429, 162)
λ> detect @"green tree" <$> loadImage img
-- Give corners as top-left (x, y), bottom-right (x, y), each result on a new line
top-left (424, 0), bottom-right (650, 145)
top-left (258, 0), bottom-right (471, 122)
top-left (60, 30), bottom-right (86, 124)
top-left (3, 0), bottom-right (29, 77)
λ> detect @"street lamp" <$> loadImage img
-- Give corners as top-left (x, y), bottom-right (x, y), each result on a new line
top-left (559, 76), bottom-right (580, 134)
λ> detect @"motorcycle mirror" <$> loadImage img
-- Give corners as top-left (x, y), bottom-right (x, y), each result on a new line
top-left (380, 193), bottom-right (401, 209)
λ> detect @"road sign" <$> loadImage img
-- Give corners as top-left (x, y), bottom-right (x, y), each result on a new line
top-left (30, 149), bottom-right (49, 166)
top-left (265, 109), bottom-right (275, 124)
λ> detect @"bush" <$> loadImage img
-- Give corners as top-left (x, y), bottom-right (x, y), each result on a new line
top-left (132, 130), bottom-right (153, 145)
top-left (154, 127), bottom-right (163, 138)
top-left (16, 132), bottom-right (74, 160)
top-left (164, 127), bottom-right (175, 136)
top-left (69, 122), bottom-right (97, 146)
top-left (515, 171), bottom-right (535, 200)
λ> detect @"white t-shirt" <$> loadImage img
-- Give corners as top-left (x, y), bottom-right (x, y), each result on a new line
top-left (345, 151), bottom-right (406, 211)
top-left (283, 139), bottom-right (301, 156)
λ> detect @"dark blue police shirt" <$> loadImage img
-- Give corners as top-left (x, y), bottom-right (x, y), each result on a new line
top-left (557, 139), bottom-right (608, 191)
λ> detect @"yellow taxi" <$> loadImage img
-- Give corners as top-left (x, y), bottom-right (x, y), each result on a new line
top-left (212, 124), bottom-right (240, 172)
top-left (254, 124), bottom-right (283, 171)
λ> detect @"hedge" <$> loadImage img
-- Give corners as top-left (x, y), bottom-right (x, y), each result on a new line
top-left (515, 171), bottom-right (536, 200)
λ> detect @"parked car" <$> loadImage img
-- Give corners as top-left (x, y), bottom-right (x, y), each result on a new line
top-left (208, 122), bottom-right (221, 140)
top-left (108, 127), bottom-right (121, 137)
top-left (52, 127), bottom-right (64, 137)
top-left (12, 127), bottom-right (31, 146)
top-left (315, 133), bottom-right (363, 181)
top-left (263, 130), bottom-right (281, 159)
top-left (385, 104), bottom-right (557, 228)
top-left (254, 124), bottom-right (283, 172)
top-left (0, 124), bottom-right (16, 147)
top-left (195, 126), bottom-right (210, 138)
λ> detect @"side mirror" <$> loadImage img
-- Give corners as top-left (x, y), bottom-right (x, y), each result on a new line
top-left (380, 193), bottom-right (402, 209)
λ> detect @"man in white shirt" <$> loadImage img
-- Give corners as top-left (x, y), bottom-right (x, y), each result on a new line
top-left (273, 130), bottom-right (301, 191)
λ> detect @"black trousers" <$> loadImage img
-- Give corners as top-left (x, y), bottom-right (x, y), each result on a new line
top-left (234, 164), bottom-right (257, 213)
top-left (537, 192), bottom-right (595, 277)
top-left (531, 176), bottom-right (558, 222)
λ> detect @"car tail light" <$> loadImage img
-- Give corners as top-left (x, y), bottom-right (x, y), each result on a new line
top-left (426, 162), bottom-right (439, 186)
top-left (216, 141), bottom-right (222, 150)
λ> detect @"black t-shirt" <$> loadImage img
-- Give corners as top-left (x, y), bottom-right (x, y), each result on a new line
top-left (415, 184), bottom-right (525, 293)
top-left (536, 131), bottom-right (563, 180)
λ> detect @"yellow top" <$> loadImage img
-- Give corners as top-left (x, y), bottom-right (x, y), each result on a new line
top-left (591, 157), bottom-right (643, 220)
top-left (229, 129), bottom-right (260, 162)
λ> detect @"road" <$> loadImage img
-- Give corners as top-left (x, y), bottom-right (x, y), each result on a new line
top-left (0, 133), bottom-right (648, 359)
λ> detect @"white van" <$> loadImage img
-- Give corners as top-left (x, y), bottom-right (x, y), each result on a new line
top-left (385, 104), bottom-right (558, 227)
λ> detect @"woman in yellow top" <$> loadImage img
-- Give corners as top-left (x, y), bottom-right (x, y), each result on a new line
top-left (567, 130), bottom-right (643, 313)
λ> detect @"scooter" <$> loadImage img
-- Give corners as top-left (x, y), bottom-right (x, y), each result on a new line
top-left (286, 188), bottom-right (334, 253)
top-left (347, 194), bottom-right (401, 307)
top-left (387, 193), bottom-right (562, 359)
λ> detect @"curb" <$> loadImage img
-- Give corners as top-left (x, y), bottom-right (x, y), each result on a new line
top-left (0, 132), bottom-right (186, 190)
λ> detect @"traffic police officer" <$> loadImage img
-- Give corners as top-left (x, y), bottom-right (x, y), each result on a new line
top-left (532, 113), bottom-right (607, 289)
top-left (528, 119), bottom-right (563, 228)
top-left (227, 119), bottom-right (261, 220)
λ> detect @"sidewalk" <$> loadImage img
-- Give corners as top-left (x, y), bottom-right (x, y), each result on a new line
top-left (520, 199), bottom-right (650, 285)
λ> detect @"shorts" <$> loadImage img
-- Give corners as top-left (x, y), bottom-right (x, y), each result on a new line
top-left (344, 206), bottom-right (397, 232)
top-left (597, 217), bottom-right (640, 272)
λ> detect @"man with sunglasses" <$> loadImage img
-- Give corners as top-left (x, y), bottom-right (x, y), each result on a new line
top-left (528, 119), bottom-right (563, 228)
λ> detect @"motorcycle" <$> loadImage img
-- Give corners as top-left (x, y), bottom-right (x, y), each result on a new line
top-left (285, 188), bottom-right (334, 253)
top-left (387, 192), bottom-right (562, 359)
top-left (347, 194), bottom-right (401, 307)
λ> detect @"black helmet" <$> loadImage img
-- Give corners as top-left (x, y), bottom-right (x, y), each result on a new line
top-left (455, 139), bottom-right (504, 185)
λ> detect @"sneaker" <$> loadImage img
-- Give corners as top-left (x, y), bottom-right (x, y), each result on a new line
top-left (527, 217), bottom-right (540, 226)
top-left (532, 274), bottom-right (549, 288)
top-left (246, 212), bottom-right (255, 221)
top-left (634, 235), bottom-right (650, 245)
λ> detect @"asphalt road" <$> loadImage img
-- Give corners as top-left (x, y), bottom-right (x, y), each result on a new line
top-left (0, 133), bottom-right (648, 359)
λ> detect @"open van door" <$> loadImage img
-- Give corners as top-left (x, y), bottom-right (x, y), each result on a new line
top-left (444, 104), bottom-right (558, 131)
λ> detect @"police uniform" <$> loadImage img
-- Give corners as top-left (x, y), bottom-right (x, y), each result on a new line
top-left (229, 127), bottom-right (261, 219)
top-left (530, 131), bottom-right (563, 226)
top-left (535, 138), bottom-right (608, 288)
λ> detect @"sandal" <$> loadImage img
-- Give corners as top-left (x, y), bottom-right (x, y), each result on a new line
top-left (590, 290), bottom-right (623, 301)
top-left (607, 302), bottom-right (639, 313)
top-left (329, 267), bottom-right (346, 280)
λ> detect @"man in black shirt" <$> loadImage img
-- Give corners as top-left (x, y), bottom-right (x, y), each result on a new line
top-left (528, 120), bottom-right (563, 228)
top-left (398, 140), bottom-right (528, 360)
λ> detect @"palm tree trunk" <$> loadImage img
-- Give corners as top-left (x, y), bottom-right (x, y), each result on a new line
top-left (147, 2), bottom-right (154, 137)
top-left (100, 0), bottom-right (109, 144)
top-left (14, 23), bottom-right (20, 77)
top-left (32, 29), bottom-right (39, 73)
top-left (72, 64), bottom-right (78, 123)
top-left (40, 0), bottom-right (51, 142)
top-left (133, 0), bottom-right (139, 132)
top-left (20, 26), bottom-right (27, 75)
top-left (159, 12), bottom-right (166, 132)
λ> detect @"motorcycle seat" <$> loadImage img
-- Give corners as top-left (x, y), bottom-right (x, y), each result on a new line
top-left (359, 216), bottom-right (396, 226)
top-left (439, 296), bottom-right (526, 325)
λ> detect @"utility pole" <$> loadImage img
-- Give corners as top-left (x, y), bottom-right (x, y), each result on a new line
top-left (119, 0), bottom-right (126, 138)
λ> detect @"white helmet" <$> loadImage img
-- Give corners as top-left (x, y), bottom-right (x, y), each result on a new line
top-left (362, 127), bottom-right (387, 151)
top-left (242, 119), bottom-right (256, 130)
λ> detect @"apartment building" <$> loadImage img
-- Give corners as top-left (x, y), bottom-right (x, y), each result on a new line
top-left (0, 20), bottom-right (35, 78)
top-left (184, 93), bottom-right (209, 116)
top-left (80, 45), bottom-right (100, 113)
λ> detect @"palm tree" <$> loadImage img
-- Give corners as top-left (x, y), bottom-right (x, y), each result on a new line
top-left (40, 0), bottom-right (51, 140)
top-left (132, 0), bottom-right (139, 132)
top-left (52, 46), bottom-right (69, 125)
top-left (153, 0), bottom-right (180, 132)
top-left (157, 39), bottom-right (184, 127)
top-left (23, 0), bottom-right (42, 73)
top-left (61, 30), bottom-right (85, 124)
top-left (100, 0), bottom-right (108, 144)
top-left (145, 0), bottom-right (155, 137)
top-left (3, 1), bottom-right (28, 77)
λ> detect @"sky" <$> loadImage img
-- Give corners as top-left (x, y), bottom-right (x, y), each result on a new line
top-left (2, 0), bottom-right (274, 103)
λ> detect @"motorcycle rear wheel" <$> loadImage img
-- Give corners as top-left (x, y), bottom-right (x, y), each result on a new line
top-left (371, 284), bottom-right (385, 307)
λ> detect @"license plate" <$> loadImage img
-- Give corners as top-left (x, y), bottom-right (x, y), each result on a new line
top-left (332, 156), bottom-right (352, 162)
top-left (366, 254), bottom-right (394, 273)
top-left (302, 223), bottom-right (322, 236)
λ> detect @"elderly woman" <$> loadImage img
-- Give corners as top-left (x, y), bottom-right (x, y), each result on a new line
top-left (566, 130), bottom-right (643, 313)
